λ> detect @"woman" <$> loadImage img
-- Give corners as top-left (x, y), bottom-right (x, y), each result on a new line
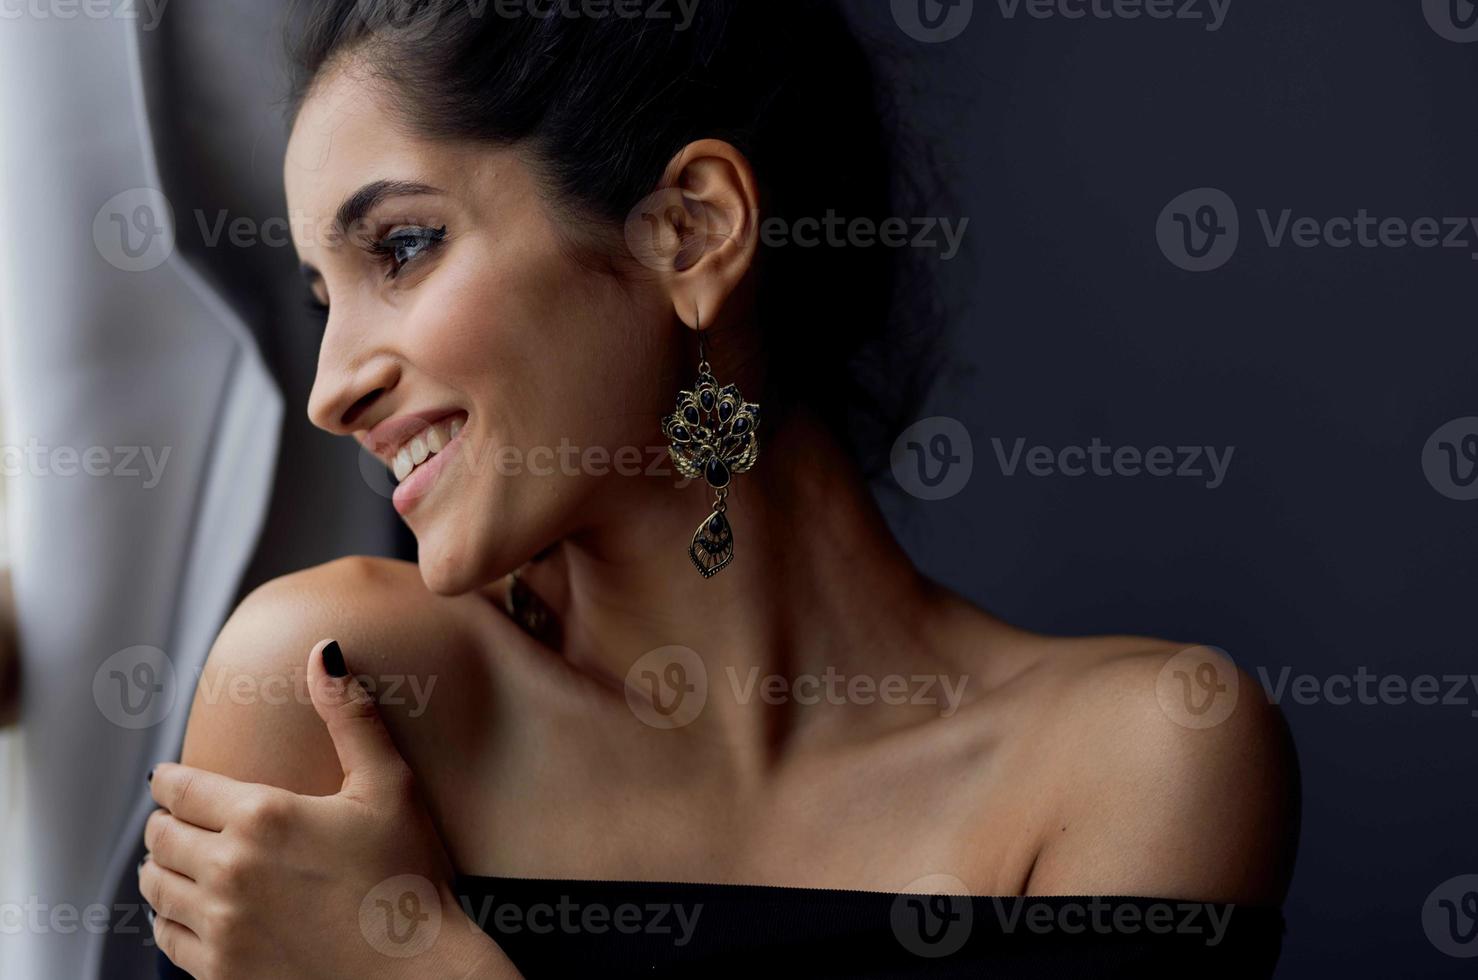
top-left (139, 1), bottom-right (1299, 976)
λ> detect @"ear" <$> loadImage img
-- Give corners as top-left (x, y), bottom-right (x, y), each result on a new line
top-left (626, 139), bottom-right (760, 332)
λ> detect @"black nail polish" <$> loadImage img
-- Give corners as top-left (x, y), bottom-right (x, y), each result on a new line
top-left (146, 766), bottom-right (154, 783)
top-left (323, 640), bottom-right (348, 678)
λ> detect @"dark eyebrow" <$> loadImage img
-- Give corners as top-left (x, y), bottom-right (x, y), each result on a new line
top-left (334, 179), bottom-right (444, 238)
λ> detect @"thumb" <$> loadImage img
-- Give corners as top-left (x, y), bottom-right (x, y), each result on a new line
top-left (308, 639), bottom-right (408, 800)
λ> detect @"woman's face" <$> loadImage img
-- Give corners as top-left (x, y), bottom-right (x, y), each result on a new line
top-left (285, 63), bottom-right (678, 595)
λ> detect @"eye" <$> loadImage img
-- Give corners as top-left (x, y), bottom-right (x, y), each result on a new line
top-left (367, 225), bottom-right (448, 279)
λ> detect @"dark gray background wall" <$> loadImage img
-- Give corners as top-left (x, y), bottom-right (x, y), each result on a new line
top-left (142, 2), bottom-right (1478, 976)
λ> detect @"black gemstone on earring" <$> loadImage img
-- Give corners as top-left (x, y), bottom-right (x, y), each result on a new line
top-left (663, 345), bottom-right (759, 579)
top-left (705, 458), bottom-right (731, 488)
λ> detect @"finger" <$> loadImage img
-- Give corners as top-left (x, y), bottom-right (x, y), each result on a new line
top-left (139, 855), bottom-right (208, 935)
top-left (308, 639), bottom-right (410, 799)
top-left (144, 808), bottom-right (220, 882)
top-left (150, 762), bottom-right (259, 833)
top-left (152, 909), bottom-right (206, 977)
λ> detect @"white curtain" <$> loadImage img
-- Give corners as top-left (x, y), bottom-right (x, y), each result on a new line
top-left (0, 12), bottom-right (281, 979)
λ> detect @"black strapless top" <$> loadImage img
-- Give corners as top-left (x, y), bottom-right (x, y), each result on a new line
top-left (158, 876), bottom-right (1285, 978)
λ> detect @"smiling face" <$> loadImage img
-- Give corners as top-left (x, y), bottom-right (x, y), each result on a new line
top-left (285, 60), bottom-right (681, 595)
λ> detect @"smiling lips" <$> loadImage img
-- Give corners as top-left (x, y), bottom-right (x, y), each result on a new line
top-left (392, 415), bottom-right (464, 482)
top-left (361, 411), bottom-right (468, 485)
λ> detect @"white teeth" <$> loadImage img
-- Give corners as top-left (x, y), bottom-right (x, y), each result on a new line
top-left (391, 416), bottom-right (465, 484)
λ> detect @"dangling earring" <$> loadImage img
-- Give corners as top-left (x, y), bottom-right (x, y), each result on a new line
top-left (502, 563), bottom-right (559, 646)
top-left (661, 311), bottom-right (762, 578)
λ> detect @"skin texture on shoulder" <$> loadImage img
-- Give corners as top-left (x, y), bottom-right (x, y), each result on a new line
top-left (1011, 638), bottom-right (1300, 905)
top-left (179, 557), bottom-right (501, 804)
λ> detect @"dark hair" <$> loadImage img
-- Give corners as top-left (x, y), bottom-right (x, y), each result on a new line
top-left (286, 0), bottom-right (944, 477)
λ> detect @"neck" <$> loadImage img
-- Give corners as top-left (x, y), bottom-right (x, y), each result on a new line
top-left (519, 409), bottom-right (945, 776)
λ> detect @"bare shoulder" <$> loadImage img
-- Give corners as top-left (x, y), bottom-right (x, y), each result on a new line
top-left (180, 556), bottom-right (502, 796)
top-left (1011, 635), bottom-right (1300, 904)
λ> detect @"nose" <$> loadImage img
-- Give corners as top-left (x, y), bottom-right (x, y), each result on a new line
top-left (307, 339), bottom-right (401, 436)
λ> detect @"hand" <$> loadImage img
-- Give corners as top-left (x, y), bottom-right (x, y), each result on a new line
top-left (138, 639), bottom-right (514, 979)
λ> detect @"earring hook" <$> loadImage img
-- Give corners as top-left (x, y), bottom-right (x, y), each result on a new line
top-left (696, 306), bottom-right (709, 373)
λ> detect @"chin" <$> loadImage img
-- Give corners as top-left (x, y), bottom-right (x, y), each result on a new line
top-left (415, 536), bottom-right (481, 596)
top-left (415, 529), bottom-right (518, 597)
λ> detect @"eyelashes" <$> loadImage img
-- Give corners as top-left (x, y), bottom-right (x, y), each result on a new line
top-left (301, 223), bottom-right (449, 321)
top-left (364, 224), bottom-right (448, 280)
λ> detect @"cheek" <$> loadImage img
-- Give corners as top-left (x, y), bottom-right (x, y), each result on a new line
top-left (420, 238), bottom-right (662, 458)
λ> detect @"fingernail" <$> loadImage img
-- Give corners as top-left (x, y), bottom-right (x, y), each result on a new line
top-left (146, 907), bottom-right (155, 927)
top-left (146, 766), bottom-right (155, 783)
top-left (323, 640), bottom-right (348, 678)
